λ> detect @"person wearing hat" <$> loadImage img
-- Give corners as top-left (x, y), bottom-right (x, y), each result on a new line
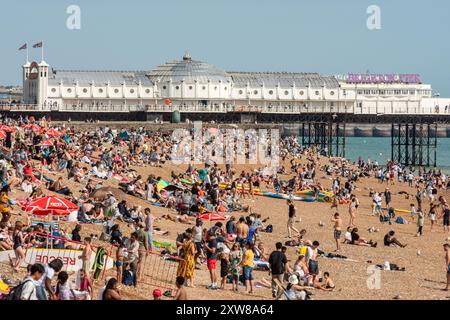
top-left (152, 288), bottom-right (162, 300)
top-left (285, 274), bottom-right (308, 300)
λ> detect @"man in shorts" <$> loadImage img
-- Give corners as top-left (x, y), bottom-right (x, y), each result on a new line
top-left (307, 241), bottom-right (320, 286)
top-left (204, 232), bottom-right (218, 290)
top-left (242, 242), bottom-right (255, 294)
top-left (331, 212), bottom-right (342, 251)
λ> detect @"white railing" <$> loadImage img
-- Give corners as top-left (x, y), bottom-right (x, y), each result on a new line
top-left (1, 103), bottom-right (449, 116)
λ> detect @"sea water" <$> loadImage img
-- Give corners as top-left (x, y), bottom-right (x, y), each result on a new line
top-left (345, 137), bottom-right (450, 172)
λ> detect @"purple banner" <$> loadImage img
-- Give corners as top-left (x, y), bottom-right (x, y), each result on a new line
top-left (346, 73), bottom-right (421, 84)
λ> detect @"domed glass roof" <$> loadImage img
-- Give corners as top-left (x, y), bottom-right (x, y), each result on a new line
top-left (147, 53), bottom-right (231, 84)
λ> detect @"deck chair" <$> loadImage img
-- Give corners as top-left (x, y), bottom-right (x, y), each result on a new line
top-left (273, 278), bottom-right (291, 300)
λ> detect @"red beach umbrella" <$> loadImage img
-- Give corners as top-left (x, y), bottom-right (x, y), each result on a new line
top-left (25, 206), bottom-right (72, 216)
top-left (0, 125), bottom-right (15, 132)
top-left (46, 129), bottom-right (61, 137)
top-left (23, 196), bottom-right (78, 212)
top-left (23, 124), bottom-right (41, 132)
top-left (36, 139), bottom-right (54, 147)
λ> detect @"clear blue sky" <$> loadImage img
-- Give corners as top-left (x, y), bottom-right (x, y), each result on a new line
top-left (1, 0), bottom-right (449, 95)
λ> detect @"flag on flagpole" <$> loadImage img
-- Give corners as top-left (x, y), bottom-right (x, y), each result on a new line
top-left (32, 42), bottom-right (43, 48)
top-left (18, 43), bottom-right (27, 50)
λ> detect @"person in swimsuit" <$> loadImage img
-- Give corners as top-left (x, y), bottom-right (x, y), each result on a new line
top-left (316, 272), bottom-right (335, 291)
top-left (10, 221), bottom-right (26, 272)
top-left (331, 212), bottom-right (342, 252)
top-left (162, 213), bottom-right (195, 224)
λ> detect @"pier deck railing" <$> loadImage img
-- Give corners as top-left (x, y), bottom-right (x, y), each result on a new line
top-left (0, 103), bottom-right (448, 115)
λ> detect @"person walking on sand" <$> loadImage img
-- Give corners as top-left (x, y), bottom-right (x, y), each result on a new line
top-left (287, 200), bottom-right (299, 238)
top-left (416, 208), bottom-right (425, 236)
top-left (268, 242), bottom-right (287, 298)
top-left (331, 212), bottom-right (342, 252)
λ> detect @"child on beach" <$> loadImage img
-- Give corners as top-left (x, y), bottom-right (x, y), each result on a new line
top-left (10, 221), bottom-right (26, 272)
top-left (56, 271), bottom-right (88, 300)
top-left (417, 208), bottom-right (425, 236)
top-left (116, 242), bottom-right (126, 284)
top-left (409, 203), bottom-right (416, 222)
top-left (229, 243), bottom-right (242, 292)
top-left (78, 269), bottom-right (93, 300)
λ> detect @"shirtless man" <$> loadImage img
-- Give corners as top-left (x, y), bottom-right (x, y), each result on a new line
top-left (79, 237), bottom-right (92, 277)
top-left (236, 216), bottom-right (249, 247)
top-left (331, 212), bottom-right (342, 252)
top-left (444, 243), bottom-right (450, 291)
top-left (175, 276), bottom-right (187, 300)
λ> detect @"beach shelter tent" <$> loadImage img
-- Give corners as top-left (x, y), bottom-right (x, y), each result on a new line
top-left (156, 179), bottom-right (170, 192)
top-left (163, 184), bottom-right (185, 192)
top-left (90, 186), bottom-right (129, 201)
top-left (197, 212), bottom-right (226, 221)
top-left (118, 130), bottom-right (130, 140)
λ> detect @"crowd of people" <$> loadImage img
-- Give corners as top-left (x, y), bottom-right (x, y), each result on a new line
top-left (0, 113), bottom-right (449, 301)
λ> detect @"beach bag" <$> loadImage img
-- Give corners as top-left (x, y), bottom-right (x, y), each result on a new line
top-left (3, 280), bottom-right (32, 300)
top-left (265, 224), bottom-right (273, 233)
top-left (395, 216), bottom-right (404, 224)
top-left (122, 270), bottom-right (135, 286)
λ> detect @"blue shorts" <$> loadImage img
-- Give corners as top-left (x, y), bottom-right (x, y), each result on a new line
top-left (308, 260), bottom-right (319, 275)
top-left (243, 266), bottom-right (253, 281)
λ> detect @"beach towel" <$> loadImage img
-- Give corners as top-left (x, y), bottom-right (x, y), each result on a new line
top-left (92, 247), bottom-right (108, 280)
top-left (156, 179), bottom-right (170, 192)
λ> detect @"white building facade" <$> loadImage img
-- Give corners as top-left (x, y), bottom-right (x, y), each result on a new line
top-left (21, 53), bottom-right (450, 115)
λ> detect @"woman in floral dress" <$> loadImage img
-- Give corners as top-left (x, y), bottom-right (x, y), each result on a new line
top-left (177, 232), bottom-right (196, 287)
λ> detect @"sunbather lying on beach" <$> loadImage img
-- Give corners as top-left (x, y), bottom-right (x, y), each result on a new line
top-left (161, 213), bottom-right (196, 224)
